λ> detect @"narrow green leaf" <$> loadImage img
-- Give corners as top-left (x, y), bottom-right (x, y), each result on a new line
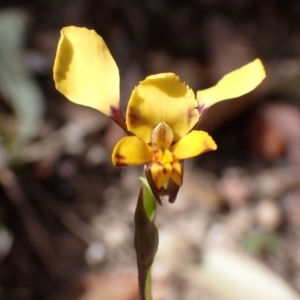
top-left (140, 177), bottom-right (156, 221)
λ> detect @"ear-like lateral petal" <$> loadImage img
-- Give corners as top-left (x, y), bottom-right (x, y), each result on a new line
top-left (197, 59), bottom-right (266, 114)
top-left (53, 26), bottom-right (120, 116)
top-left (112, 136), bottom-right (154, 166)
top-left (171, 130), bottom-right (217, 160)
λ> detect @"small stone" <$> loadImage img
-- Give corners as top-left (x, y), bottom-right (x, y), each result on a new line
top-left (85, 241), bottom-right (106, 266)
top-left (217, 168), bottom-right (253, 207)
top-left (254, 199), bottom-right (282, 231)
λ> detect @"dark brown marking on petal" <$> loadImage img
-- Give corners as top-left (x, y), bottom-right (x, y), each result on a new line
top-left (127, 106), bottom-right (143, 127)
top-left (114, 153), bottom-right (127, 166)
top-left (162, 167), bottom-right (167, 174)
top-left (115, 162), bottom-right (127, 167)
top-left (115, 153), bottom-right (126, 160)
top-left (202, 140), bottom-right (216, 154)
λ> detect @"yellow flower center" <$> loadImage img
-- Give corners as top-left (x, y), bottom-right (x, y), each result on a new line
top-left (153, 149), bottom-right (174, 164)
top-left (151, 122), bottom-right (176, 162)
top-left (149, 122), bottom-right (182, 188)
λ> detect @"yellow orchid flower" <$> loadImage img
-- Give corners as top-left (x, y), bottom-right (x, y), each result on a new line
top-left (53, 26), bottom-right (266, 203)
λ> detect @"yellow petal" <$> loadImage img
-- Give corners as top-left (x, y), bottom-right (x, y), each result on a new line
top-left (197, 59), bottom-right (266, 113)
top-left (150, 162), bottom-right (172, 189)
top-left (53, 26), bottom-right (120, 116)
top-left (112, 136), bottom-right (154, 166)
top-left (126, 73), bottom-right (200, 143)
top-left (171, 161), bottom-right (183, 186)
top-left (171, 130), bottom-right (217, 160)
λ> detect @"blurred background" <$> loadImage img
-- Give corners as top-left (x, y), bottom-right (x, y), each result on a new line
top-left (1, 0), bottom-right (300, 299)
